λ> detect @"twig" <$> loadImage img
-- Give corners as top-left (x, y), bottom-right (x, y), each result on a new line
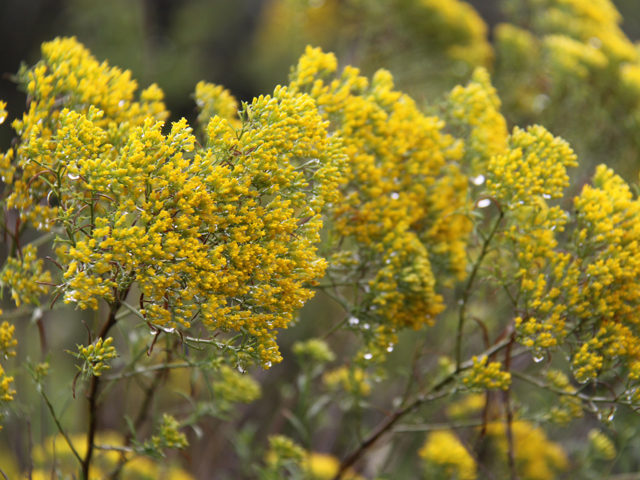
top-left (456, 210), bottom-right (504, 371)
top-left (104, 361), bottom-right (196, 381)
top-left (39, 386), bottom-right (84, 466)
top-left (511, 370), bottom-right (631, 405)
top-left (502, 334), bottom-right (518, 480)
top-left (332, 337), bottom-right (513, 479)
top-left (81, 305), bottom-right (120, 480)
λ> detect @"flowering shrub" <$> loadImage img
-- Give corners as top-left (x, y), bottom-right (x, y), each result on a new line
top-left (3, 2), bottom-right (640, 476)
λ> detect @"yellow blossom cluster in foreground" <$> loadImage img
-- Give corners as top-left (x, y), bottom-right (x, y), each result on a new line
top-left (0, 37), bottom-right (346, 368)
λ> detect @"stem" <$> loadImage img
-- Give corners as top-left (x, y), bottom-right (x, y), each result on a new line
top-left (502, 335), bottom-right (518, 480)
top-left (392, 419), bottom-right (487, 432)
top-left (39, 386), bottom-right (84, 466)
top-left (456, 211), bottom-right (504, 371)
top-left (332, 337), bottom-right (512, 479)
top-left (104, 361), bottom-right (196, 381)
top-left (321, 314), bottom-right (349, 340)
top-left (107, 337), bottom-right (177, 480)
top-left (81, 304), bottom-right (120, 480)
top-left (511, 370), bottom-right (629, 405)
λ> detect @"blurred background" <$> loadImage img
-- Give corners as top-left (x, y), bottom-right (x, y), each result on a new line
top-left (0, 0), bottom-right (636, 129)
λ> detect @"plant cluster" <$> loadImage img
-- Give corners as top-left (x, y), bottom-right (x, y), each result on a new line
top-left (3, 0), bottom-right (640, 478)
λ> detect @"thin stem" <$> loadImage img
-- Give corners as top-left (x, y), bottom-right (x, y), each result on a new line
top-left (321, 314), bottom-right (349, 340)
top-left (511, 370), bottom-right (629, 405)
top-left (104, 361), bottom-right (197, 381)
top-left (392, 419), bottom-right (486, 432)
top-left (82, 304), bottom-right (120, 480)
top-left (502, 335), bottom-right (518, 480)
top-left (456, 210), bottom-right (504, 371)
top-left (120, 302), bottom-right (146, 321)
top-left (332, 337), bottom-right (512, 479)
top-left (39, 386), bottom-right (84, 466)
top-left (107, 339), bottom-right (175, 480)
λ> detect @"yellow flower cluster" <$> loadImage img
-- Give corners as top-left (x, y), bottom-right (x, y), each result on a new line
top-left (0, 321), bottom-right (17, 359)
top-left (301, 452), bottom-right (364, 480)
top-left (323, 365), bottom-right (371, 397)
top-left (545, 370), bottom-right (583, 424)
top-left (27, 431), bottom-right (195, 480)
top-left (486, 125), bottom-right (577, 207)
top-left (0, 244), bottom-right (51, 307)
top-left (194, 81), bottom-right (239, 125)
top-left (588, 429), bottom-right (616, 460)
top-left (486, 421), bottom-right (568, 480)
top-left (4, 37), bottom-right (167, 231)
top-left (446, 66), bottom-right (509, 172)
top-left (397, 0), bottom-right (493, 67)
top-left (213, 365), bottom-right (262, 404)
top-left (462, 356), bottom-right (511, 391)
top-left (544, 34), bottom-right (607, 79)
top-left (264, 437), bottom-right (363, 480)
top-left (265, 434), bottom-right (306, 467)
top-left (152, 414), bottom-right (189, 451)
top-left (0, 359), bottom-right (15, 430)
top-left (534, 0), bottom-right (635, 64)
top-left (0, 364), bottom-right (15, 403)
top-left (510, 163), bottom-right (640, 388)
top-left (250, 0), bottom-right (491, 94)
top-left (447, 393), bottom-right (486, 419)
top-left (289, 46), bottom-right (476, 356)
top-left (70, 337), bottom-right (118, 378)
top-left (419, 430), bottom-right (477, 480)
top-left (495, 0), bottom-right (640, 169)
top-left (2, 38), bottom-right (346, 368)
top-left (292, 338), bottom-right (336, 364)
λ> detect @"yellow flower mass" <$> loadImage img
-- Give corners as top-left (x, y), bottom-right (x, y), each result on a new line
top-left (0, 37), bottom-right (346, 368)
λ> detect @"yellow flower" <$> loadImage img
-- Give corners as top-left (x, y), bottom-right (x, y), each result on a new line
top-left (323, 365), bottom-right (371, 396)
top-left (462, 356), bottom-right (511, 391)
top-left (419, 430), bottom-right (477, 480)
top-left (486, 421), bottom-right (569, 480)
top-left (213, 365), bottom-right (262, 404)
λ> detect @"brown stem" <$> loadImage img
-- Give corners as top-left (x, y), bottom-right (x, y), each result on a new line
top-left (106, 339), bottom-right (175, 480)
top-left (332, 337), bottom-right (513, 480)
top-left (502, 333), bottom-right (519, 480)
top-left (81, 304), bottom-right (119, 480)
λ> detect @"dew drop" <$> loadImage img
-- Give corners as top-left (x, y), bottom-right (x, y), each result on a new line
top-left (364, 353), bottom-right (373, 360)
top-left (0, 114), bottom-right (6, 124)
top-left (532, 94), bottom-right (550, 113)
top-left (532, 353), bottom-right (544, 363)
top-left (348, 316), bottom-right (359, 326)
top-left (363, 323), bottom-right (370, 330)
top-left (477, 198), bottom-right (491, 208)
top-left (68, 173), bottom-right (80, 180)
top-left (472, 174), bottom-right (485, 186)
top-left (265, 361), bottom-right (272, 368)
top-left (542, 194), bottom-right (551, 199)
top-left (390, 192), bottom-right (400, 200)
